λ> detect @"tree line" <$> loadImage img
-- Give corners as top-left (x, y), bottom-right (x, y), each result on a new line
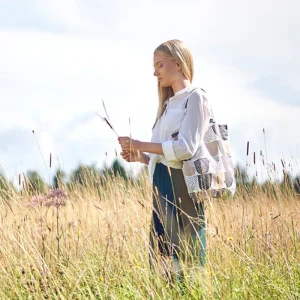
top-left (0, 159), bottom-right (299, 200)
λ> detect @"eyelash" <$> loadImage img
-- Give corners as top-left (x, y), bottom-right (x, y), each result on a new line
top-left (154, 65), bottom-right (163, 71)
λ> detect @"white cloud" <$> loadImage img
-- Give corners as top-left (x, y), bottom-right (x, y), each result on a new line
top-left (0, 0), bottom-right (299, 184)
top-left (33, 0), bottom-right (89, 32)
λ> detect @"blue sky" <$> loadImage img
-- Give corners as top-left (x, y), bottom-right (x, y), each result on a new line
top-left (0, 0), bottom-right (299, 185)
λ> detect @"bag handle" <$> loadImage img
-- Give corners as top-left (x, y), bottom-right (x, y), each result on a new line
top-left (170, 87), bottom-right (204, 139)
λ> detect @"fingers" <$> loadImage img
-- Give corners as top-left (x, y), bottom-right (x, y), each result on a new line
top-left (118, 136), bottom-right (130, 145)
top-left (118, 136), bottom-right (133, 151)
top-left (120, 144), bottom-right (130, 152)
top-left (120, 151), bottom-right (130, 156)
top-left (120, 151), bottom-right (131, 162)
top-left (120, 151), bottom-right (138, 162)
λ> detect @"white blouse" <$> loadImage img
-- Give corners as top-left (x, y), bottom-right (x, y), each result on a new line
top-left (148, 86), bottom-right (212, 183)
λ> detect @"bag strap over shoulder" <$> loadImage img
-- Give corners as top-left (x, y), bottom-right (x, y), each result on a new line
top-left (170, 87), bottom-right (207, 139)
top-left (184, 87), bottom-right (206, 109)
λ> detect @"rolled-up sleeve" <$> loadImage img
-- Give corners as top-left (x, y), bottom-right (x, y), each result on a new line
top-left (162, 91), bottom-right (211, 162)
top-left (162, 140), bottom-right (177, 161)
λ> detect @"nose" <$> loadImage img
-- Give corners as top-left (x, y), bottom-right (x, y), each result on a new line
top-left (153, 69), bottom-right (159, 77)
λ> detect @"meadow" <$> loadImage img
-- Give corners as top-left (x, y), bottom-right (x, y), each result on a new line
top-left (0, 164), bottom-right (299, 299)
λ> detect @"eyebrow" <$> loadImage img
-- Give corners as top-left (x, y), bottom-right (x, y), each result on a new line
top-left (153, 61), bottom-right (163, 66)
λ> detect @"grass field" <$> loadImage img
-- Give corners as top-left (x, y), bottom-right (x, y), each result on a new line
top-left (0, 168), bottom-right (299, 299)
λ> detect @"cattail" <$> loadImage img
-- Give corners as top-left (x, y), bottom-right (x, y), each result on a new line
top-left (281, 159), bottom-right (285, 169)
top-left (32, 130), bottom-right (35, 133)
top-left (263, 128), bottom-right (265, 134)
top-left (234, 167), bottom-right (239, 177)
top-left (253, 152), bottom-right (256, 164)
top-left (246, 141), bottom-right (249, 156)
top-left (49, 153), bottom-right (52, 168)
top-left (22, 173), bottom-right (28, 189)
top-left (19, 174), bottom-right (21, 186)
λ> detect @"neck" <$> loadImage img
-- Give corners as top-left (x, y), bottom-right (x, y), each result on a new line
top-left (171, 79), bottom-right (192, 94)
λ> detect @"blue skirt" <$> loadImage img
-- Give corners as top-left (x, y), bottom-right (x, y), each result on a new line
top-left (149, 162), bottom-right (206, 267)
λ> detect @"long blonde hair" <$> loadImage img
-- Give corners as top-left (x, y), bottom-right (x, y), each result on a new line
top-left (152, 39), bottom-right (194, 130)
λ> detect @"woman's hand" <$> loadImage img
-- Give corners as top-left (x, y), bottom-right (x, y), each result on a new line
top-left (120, 150), bottom-right (141, 163)
top-left (118, 136), bottom-right (141, 152)
top-left (118, 136), bottom-right (151, 165)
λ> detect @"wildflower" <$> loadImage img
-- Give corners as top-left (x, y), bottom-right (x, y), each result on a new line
top-left (28, 189), bottom-right (68, 208)
top-left (47, 188), bottom-right (67, 199)
top-left (228, 236), bottom-right (234, 241)
top-left (45, 188), bottom-right (67, 208)
top-left (45, 198), bottom-right (66, 208)
top-left (27, 195), bottom-right (47, 207)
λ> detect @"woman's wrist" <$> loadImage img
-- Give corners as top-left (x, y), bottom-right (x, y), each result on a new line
top-left (140, 152), bottom-right (150, 165)
top-left (138, 141), bottom-right (163, 155)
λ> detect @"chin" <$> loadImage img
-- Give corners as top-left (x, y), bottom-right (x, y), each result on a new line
top-left (159, 82), bottom-right (171, 88)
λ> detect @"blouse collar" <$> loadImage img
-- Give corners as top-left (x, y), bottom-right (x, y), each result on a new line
top-left (168, 85), bottom-right (195, 102)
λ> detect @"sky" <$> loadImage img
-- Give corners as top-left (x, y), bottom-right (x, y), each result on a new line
top-left (0, 0), bottom-right (299, 186)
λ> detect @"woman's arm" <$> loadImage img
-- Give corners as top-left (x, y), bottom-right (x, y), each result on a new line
top-left (118, 138), bottom-right (163, 156)
top-left (119, 91), bottom-right (210, 162)
top-left (139, 142), bottom-right (163, 155)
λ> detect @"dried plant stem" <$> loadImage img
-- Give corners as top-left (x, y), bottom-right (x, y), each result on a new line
top-left (263, 128), bottom-right (270, 180)
top-left (32, 130), bottom-right (48, 174)
top-left (56, 207), bottom-right (60, 261)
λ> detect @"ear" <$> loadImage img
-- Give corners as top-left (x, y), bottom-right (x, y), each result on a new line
top-left (175, 61), bottom-right (181, 71)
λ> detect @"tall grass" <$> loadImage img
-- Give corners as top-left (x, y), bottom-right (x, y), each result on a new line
top-left (0, 167), bottom-right (299, 299)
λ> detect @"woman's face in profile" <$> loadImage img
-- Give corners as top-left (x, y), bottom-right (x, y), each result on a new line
top-left (153, 52), bottom-right (179, 88)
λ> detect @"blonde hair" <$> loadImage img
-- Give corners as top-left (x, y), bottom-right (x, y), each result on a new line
top-left (152, 39), bottom-right (194, 130)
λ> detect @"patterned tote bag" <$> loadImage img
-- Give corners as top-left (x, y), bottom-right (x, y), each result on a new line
top-left (171, 88), bottom-right (236, 201)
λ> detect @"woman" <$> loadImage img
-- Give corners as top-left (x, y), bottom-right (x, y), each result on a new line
top-left (118, 39), bottom-right (210, 279)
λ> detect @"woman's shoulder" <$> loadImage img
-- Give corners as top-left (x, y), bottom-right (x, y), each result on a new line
top-left (188, 86), bottom-right (208, 102)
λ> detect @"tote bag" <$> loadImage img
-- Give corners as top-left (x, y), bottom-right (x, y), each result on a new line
top-left (171, 88), bottom-right (236, 201)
